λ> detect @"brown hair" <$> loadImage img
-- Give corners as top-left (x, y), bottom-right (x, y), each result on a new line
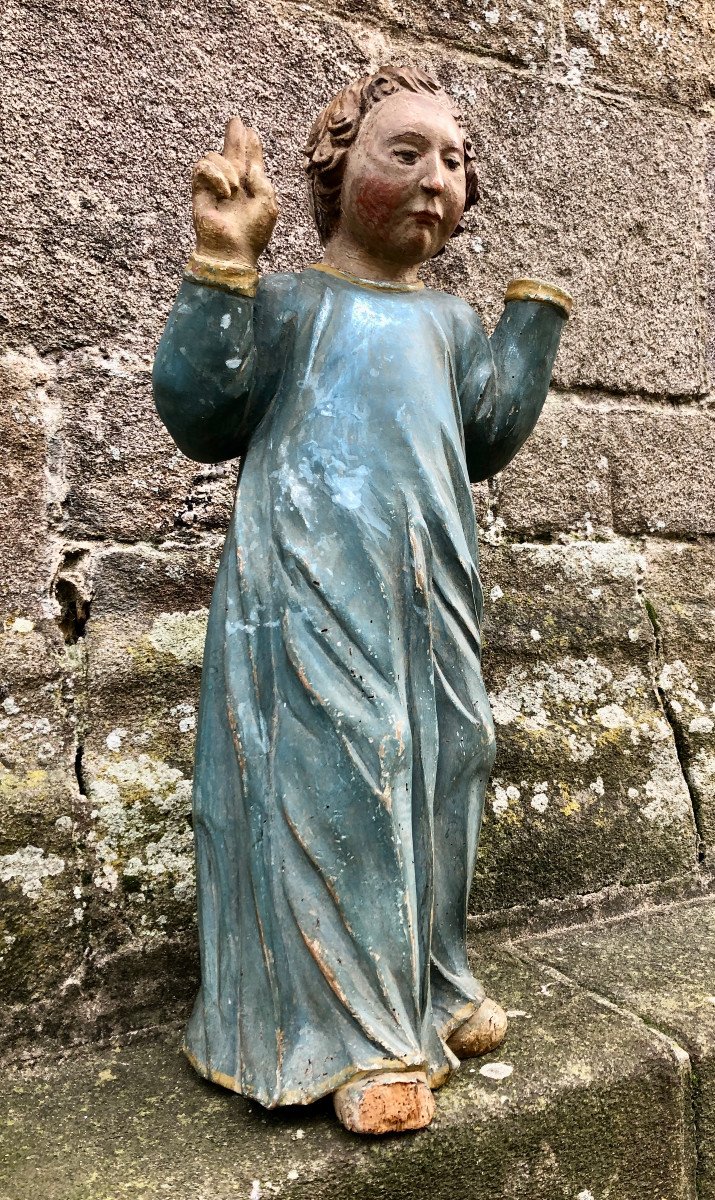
top-left (304, 65), bottom-right (479, 247)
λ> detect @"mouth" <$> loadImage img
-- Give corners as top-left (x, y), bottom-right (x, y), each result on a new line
top-left (411, 210), bottom-right (442, 227)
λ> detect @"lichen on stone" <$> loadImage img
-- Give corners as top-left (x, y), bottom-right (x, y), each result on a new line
top-left (0, 845), bottom-right (65, 899)
top-left (144, 609), bottom-right (209, 668)
top-left (87, 753), bottom-right (194, 927)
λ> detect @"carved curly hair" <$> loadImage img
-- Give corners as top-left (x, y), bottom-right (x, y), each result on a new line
top-left (304, 64), bottom-right (478, 247)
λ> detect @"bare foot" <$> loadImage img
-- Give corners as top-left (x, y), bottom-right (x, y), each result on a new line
top-left (333, 1070), bottom-right (435, 1135)
top-left (447, 998), bottom-right (508, 1060)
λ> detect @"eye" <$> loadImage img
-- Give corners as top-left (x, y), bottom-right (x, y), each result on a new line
top-left (394, 149), bottom-right (419, 164)
top-left (444, 157), bottom-right (463, 172)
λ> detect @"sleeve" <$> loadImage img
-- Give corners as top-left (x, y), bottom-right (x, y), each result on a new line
top-left (152, 270), bottom-right (288, 464)
top-left (457, 279), bottom-right (572, 484)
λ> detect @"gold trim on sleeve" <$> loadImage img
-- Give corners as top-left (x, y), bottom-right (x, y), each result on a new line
top-left (505, 277), bottom-right (573, 319)
top-left (185, 251), bottom-right (259, 297)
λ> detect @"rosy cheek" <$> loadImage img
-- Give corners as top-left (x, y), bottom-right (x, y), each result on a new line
top-left (354, 176), bottom-right (404, 232)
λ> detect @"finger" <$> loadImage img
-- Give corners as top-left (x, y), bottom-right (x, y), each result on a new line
top-left (246, 159), bottom-right (277, 208)
top-left (193, 158), bottom-right (232, 200)
top-left (244, 127), bottom-right (266, 173)
top-left (243, 129), bottom-right (271, 198)
top-left (222, 116), bottom-right (248, 170)
top-left (204, 151), bottom-right (240, 194)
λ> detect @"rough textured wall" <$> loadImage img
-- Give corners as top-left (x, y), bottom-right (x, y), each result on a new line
top-left (1, 0), bottom-right (713, 1053)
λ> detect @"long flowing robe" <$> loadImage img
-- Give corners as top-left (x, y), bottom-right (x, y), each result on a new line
top-left (153, 265), bottom-right (565, 1106)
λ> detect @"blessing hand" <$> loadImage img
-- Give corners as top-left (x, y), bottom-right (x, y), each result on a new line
top-left (191, 116), bottom-right (278, 268)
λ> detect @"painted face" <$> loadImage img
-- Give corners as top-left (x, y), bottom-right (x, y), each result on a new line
top-left (337, 91), bottom-right (467, 267)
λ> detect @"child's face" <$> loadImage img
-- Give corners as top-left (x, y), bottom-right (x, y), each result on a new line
top-left (337, 91), bottom-right (467, 267)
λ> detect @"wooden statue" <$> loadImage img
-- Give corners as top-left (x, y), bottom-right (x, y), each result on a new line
top-left (153, 65), bottom-right (571, 1135)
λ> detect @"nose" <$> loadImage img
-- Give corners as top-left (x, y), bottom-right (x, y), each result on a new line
top-left (420, 156), bottom-right (446, 196)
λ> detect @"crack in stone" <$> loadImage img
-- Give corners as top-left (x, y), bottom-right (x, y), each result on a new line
top-left (642, 588), bottom-right (706, 864)
top-left (74, 741), bottom-right (87, 799)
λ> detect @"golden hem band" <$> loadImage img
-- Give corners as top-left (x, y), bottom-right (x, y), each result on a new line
top-left (185, 251), bottom-right (259, 297)
top-left (505, 277), bottom-right (573, 319)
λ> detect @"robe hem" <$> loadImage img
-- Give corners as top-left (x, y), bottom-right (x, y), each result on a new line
top-left (183, 1044), bottom-right (441, 1107)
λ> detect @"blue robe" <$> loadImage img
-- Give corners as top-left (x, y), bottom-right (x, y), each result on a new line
top-left (153, 265), bottom-right (565, 1106)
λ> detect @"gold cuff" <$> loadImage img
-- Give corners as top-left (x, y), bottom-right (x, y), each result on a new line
top-left (185, 251), bottom-right (259, 297)
top-left (505, 277), bottom-right (573, 319)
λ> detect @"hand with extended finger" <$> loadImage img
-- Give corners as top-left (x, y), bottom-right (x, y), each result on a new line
top-left (192, 116), bottom-right (278, 270)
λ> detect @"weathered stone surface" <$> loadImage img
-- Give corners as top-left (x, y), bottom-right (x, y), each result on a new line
top-left (80, 545), bottom-right (216, 964)
top-left (1, 0), bottom-right (369, 356)
top-left (473, 539), bottom-right (698, 913)
top-left (472, 478), bottom-right (492, 530)
top-left (311, 0), bottom-right (557, 67)
top-left (496, 393), bottom-right (613, 537)
top-left (7, 543), bottom-right (234, 1051)
top-left (54, 352), bottom-right (238, 544)
top-left (645, 541), bottom-right (715, 861)
top-left (0, 847), bottom-right (86, 1058)
top-left (0, 622), bottom-right (85, 1047)
top-left (0, 931), bottom-right (695, 1199)
top-left (0, 351), bottom-right (54, 617)
top-left (495, 395), bottom-right (715, 546)
top-left (85, 545), bottom-right (217, 763)
top-left (708, 128), bottom-right (715, 388)
top-left (0, 625), bottom-right (78, 842)
top-left (608, 406), bottom-right (715, 536)
top-left (562, 0), bottom-right (715, 110)
top-left (3, 2), bottom-right (705, 401)
top-left (524, 896), bottom-right (715, 1198)
top-left (422, 67), bottom-right (704, 396)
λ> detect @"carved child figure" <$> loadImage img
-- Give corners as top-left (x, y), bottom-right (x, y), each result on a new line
top-left (153, 65), bottom-right (571, 1135)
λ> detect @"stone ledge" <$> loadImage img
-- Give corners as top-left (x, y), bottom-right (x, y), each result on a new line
top-left (1, 925), bottom-right (696, 1200)
top-left (522, 895), bottom-right (715, 1198)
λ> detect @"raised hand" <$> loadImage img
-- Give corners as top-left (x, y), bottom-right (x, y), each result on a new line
top-left (192, 116), bottom-right (278, 268)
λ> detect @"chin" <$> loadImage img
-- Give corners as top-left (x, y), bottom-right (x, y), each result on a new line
top-left (388, 232), bottom-right (442, 268)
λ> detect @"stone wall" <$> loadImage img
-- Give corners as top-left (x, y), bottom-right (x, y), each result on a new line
top-left (1, 0), bottom-right (713, 1053)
